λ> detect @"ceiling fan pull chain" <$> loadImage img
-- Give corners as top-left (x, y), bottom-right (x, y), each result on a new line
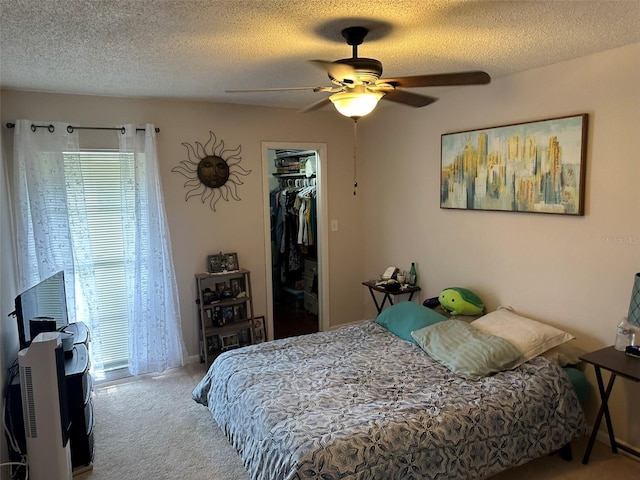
top-left (353, 119), bottom-right (358, 196)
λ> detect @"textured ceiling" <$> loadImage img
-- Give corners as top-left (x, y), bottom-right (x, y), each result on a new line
top-left (1, 0), bottom-right (639, 111)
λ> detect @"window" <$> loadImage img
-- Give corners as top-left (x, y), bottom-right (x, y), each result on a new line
top-left (64, 150), bottom-right (133, 371)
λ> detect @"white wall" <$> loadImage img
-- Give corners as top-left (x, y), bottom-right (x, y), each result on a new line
top-left (360, 43), bottom-right (640, 448)
top-left (0, 92), bottom-right (366, 366)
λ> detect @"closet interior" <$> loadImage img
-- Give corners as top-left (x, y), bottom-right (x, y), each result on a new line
top-left (269, 149), bottom-right (319, 339)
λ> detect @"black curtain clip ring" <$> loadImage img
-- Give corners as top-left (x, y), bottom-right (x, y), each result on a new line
top-left (47, 124), bottom-right (55, 132)
top-left (67, 125), bottom-right (74, 133)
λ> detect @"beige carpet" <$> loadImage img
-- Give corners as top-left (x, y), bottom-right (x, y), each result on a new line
top-left (76, 363), bottom-right (639, 480)
top-left (75, 363), bottom-right (249, 480)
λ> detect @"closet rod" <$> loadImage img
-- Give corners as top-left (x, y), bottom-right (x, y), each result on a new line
top-left (5, 123), bottom-right (160, 133)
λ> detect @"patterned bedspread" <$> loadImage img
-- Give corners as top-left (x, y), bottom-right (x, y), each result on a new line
top-left (193, 321), bottom-right (586, 480)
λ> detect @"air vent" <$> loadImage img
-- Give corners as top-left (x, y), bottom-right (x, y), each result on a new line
top-left (19, 366), bottom-right (38, 438)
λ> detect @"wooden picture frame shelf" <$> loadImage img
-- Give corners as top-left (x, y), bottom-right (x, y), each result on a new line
top-left (195, 268), bottom-right (256, 365)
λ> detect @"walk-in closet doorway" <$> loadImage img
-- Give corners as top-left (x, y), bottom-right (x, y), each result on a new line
top-left (262, 142), bottom-right (329, 340)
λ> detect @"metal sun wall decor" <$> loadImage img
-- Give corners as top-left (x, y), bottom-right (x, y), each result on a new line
top-left (172, 131), bottom-right (251, 211)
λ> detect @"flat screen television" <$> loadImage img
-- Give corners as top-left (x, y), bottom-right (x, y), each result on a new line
top-left (15, 271), bottom-right (69, 350)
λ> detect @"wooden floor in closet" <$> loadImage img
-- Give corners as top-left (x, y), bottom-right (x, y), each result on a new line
top-left (273, 300), bottom-right (318, 339)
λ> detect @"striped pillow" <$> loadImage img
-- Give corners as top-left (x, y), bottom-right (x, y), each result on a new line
top-left (411, 320), bottom-right (524, 381)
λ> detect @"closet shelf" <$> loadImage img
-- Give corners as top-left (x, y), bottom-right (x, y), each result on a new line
top-left (273, 172), bottom-right (316, 178)
top-left (275, 150), bottom-right (316, 159)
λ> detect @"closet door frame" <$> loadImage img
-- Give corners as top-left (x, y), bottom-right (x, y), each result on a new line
top-left (261, 142), bottom-right (329, 340)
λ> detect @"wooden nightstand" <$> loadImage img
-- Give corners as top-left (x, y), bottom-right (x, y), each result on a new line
top-left (579, 345), bottom-right (640, 464)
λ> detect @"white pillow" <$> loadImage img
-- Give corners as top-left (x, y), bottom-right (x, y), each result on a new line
top-left (540, 342), bottom-right (583, 366)
top-left (471, 306), bottom-right (575, 366)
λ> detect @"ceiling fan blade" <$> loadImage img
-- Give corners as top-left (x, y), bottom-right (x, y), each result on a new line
top-left (298, 96), bottom-right (332, 113)
top-left (382, 89), bottom-right (438, 108)
top-left (381, 71), bottom-right (491, 88)
top-left (226, 86), bottom-right (323, 93)
top-left (310, 60), bottom-right (357, 84)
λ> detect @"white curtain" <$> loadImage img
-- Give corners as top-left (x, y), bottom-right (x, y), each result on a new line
top-left (11, 120), bottom-right (186, 377)
top-left (11, 120), bottom-right (104, 372)
top-left (119, 124), bottom-right (186, 375)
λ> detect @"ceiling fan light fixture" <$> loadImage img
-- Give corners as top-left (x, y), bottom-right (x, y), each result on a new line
top-left (329, 89), bottom-right (383, 119)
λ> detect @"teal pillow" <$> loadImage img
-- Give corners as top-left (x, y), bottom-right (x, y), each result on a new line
top-left (563, 366), bottom-right (591, 404)
top-left (376, 302), bottom-right (447, 344)
top-left (411, 320), bottom-right (524, 380)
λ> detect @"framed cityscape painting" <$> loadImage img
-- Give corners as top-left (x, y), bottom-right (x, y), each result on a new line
top-left (440, 114), bottom-right (588, 215)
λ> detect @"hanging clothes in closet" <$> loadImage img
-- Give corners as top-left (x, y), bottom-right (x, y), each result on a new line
top-left (270, 177), bottom-right (317, 287)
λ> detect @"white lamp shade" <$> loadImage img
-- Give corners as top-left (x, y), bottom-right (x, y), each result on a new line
top-left (329, 90), bottom-right (383, 119)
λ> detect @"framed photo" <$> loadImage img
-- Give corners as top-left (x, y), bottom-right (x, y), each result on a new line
top-left (220, 333), bottom-right (239, 351)
top-left (207, 254), bottom-right (225, 273)
top-left (440, 114), bottom-right (588, 215)
top-left (212, 306), bottom-right (225, 326)
top-left (204, 308), bottom-right (214, 328)
top-left (205, 335), bottom-right (220, 355)
top-left (226, 253), bottom-right (239, 271)
top-left (230, 277), bottom-right (245, 297)
top-left (233, 304), bottom-right (245, 321)
top-left (207, 252), bottom-right (240, 273)
top-left (252, 316), bottom-right (266, 344)
top-left (238, 328), bottom-right (251, 346)
top-left (215, 281), bottom-right (233, 299)
top-left (215, 281), bottom-right (228, 293)
top-left (221, 306), bottom-right (234, 324)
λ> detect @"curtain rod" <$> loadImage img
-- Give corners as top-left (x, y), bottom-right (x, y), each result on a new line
top-left (5, 123), bottom-right (160, 133)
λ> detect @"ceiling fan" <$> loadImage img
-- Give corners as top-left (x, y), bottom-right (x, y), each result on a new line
top-left (226, 26), bottom-right (491, 119)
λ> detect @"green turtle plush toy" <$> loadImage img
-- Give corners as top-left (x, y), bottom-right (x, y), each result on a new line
top-left (438, 287), bottom-right (485, 316)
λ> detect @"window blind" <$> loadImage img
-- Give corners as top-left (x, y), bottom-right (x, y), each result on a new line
top-left (64, 151), bottom-right (133, 371)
